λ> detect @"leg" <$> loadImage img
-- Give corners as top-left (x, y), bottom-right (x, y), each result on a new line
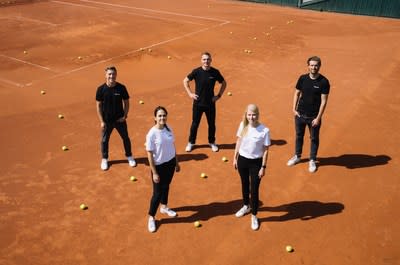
top-left (249, 158), bottom-right (262, 215)
top-left (101, 123), bottom-right (114, 159)
top-left (309, 119), bottom-right (321, 161)
top-left (148, 171), bottom-right (162, 217)
top-left (159, 159), bottom-right (176, 206)
top-left (188, 105), bottom-right (204, 144)
top-left (237, 155), bottom-right (250, 206)
top-left (295, 115), bottom-right (307, 157)
top-left (205, 104), bottom-right (216, 144)
top-left (115, 121), bottom-right (132, 157)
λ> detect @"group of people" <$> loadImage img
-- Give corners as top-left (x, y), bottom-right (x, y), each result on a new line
top-left (95, 52), bottom-right (330, 232)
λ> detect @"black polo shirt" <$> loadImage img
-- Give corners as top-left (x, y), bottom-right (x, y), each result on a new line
top-left (96, 82), bottom-right (129, 123)
top-left (296, 74), bottom-right (330, 117)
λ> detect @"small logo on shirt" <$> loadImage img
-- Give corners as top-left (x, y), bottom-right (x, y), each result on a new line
top-left (313, 85), bottom-right (319, 88)
top-left (209, 76), bottom-right (215, 79)
top-left (114, 93), bottom-right (121, 96)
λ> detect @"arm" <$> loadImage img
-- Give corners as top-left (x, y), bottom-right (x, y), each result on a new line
top-left (258, 146), bottom-right (269, 178)
top-left (292, 89), bottom-right (301, 117)
top-left (233, 136), bottom-right (242, 169)
top-left (213, 80), bottom-right (227, 102)
top-left (174, 144), bottom-right (180, 172)
top-left (183, 77), bottom-right (198, 100)
top-left (312, 94), bottom-right (329, 127)
top-left (117, 99), bottom-right (129, 122)
top-left (96, 101), bottom-right (105, 129)
top-left (147, 150), bottom-right (160, 183)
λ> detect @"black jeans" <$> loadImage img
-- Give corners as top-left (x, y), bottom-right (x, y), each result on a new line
top-left (188, 104), bottom-right (216, 144)
top-left (148, 158), bottom-right (176, 217)
top-left (295, 115), bottom-right (321, 161)
top-left (101, 121), bottom-right (132, 159)
top-left (237, 155), bottom-right (262, 215)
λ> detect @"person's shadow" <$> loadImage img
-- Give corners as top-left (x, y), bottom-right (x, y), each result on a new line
top-left (108, 153), bottom-right (208, 167)
top-left (259, 201), bottom-right (344, 222)
top-left (159, 199), bottom-right (242, 225)
top-left (318, 154), bottom-right (391, 169)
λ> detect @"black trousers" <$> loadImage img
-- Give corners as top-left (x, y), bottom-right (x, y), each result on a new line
top-left (101, 121), bottom-right (132, 159)
top-left (237, 155), bottom-right (262, 215)
top-left (148, 158), bottom-right (176, 217)
top-left (188, 104), bottom-right (216, 144)
top-left (295, 115), bottom-right (321, 161)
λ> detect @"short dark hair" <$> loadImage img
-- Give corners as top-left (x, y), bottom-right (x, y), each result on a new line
top-left (105, 66), bottom-right (117, 72)
top-left (201, 51), bottom-right (212, 58)
top-left (307, 56), bottom-right (321, 66)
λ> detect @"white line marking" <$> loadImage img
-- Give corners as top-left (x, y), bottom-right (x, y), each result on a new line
top-left (0, 54), bottom-right (57, 73)
top-left (0, 77), bottom-right (24, 87)
top-left (13, 15), bottom-right (59, 26)
top-left (80, 0), bottom-right (229, 23)
top-left (51, 1), bottom-right (206, 26)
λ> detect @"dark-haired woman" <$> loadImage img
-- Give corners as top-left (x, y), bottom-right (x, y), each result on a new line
top-left (146, 106), bottom-right (180, 233)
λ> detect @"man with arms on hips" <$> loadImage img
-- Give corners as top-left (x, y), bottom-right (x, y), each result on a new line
top-left (183, 51), bottom-right (227, 152)
top-left (287, 56), bottom-right (330, 173)
top-left (96, 66), bottom-right (136, 170)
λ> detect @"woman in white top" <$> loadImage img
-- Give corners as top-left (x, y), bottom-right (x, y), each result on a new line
top-left (146, 106), bottom-right (180, 233)
top-left (233, 104), bottom-right (270, 231)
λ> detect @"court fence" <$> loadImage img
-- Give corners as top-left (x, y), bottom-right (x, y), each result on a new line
top-left (239, 0), bottom-right (400, 19)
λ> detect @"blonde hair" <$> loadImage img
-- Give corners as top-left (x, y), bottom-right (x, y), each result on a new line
top-left (240, 104), bottom-right (260, 137)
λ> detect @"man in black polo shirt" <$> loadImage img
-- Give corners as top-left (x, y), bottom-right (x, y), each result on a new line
top-left (183, 52), bottom-right (227, 152)
top-left (287, 56), bottom-right (330, 172)
top-left (96, 66), bottom-right (136, 170)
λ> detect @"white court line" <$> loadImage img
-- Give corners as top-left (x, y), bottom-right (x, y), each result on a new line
top-left (51, 1), bottom-right (206, 26)
top-left (80, 0), bottom-right (229, 23)
top-left (0, 54), bottom-right (57, 73)
top-left (13, 15), bottom-right (59, 26)
top-left (0, 77), bottom-right (24, 87)
top-left (45, 20), bottom-right (229, 82)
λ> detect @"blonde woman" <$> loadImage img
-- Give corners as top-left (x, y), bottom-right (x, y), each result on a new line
top-left (233, 104), bottom-right (270, 231)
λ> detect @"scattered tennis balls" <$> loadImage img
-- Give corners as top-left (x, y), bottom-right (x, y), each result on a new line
top-left (167, 56), bottom-right (172, 59)
top-left (23, 50), bottom-right (27, 54)
top-left (286, 245), bottom-right (294, 252)
top-left (200, 173), bottom-right (207, 178)
top-left (78, 56), bottom-right (82, 60)
top-left (130, 176), bottom-right (137, 182)
top-left (139, 47), bottom-right (144, 51)
top-left (194, 221), bottom-right (201, 227)
top-left (253, 37), bottom-right (257, 40)
top-left (62, 145), bottom-right (68, 151)
top-left (222, 156), bottom-right (228, 162)
top-left (139, 100), bottom-right (144, 104)
top-left (80, 204), bottom-right (88, 210)
top-left (227, 92), bottom-right (232, 96)
top-left (40, 90), bottom-right (46, 95)
top-left (58, 114), bottom-right (64, 119)
top-left (148, 48), bottom-right (152, 52)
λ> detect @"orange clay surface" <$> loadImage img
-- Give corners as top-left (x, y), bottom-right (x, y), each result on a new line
top-left (1, 1), bottom-right (399, 265)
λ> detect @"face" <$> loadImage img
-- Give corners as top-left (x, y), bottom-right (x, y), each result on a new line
top-left (155, 109), bottom-right (167, 126)
top-left (308, 60), bottom-right (320, 75)
top-left (105, 69), bottom-right (117, 85)
top-left (201, 54), bottom-right (212, 69)
top-left (246, 109), bottom-right (258, 125)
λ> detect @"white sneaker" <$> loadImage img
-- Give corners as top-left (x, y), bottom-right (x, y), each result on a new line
top-left (251, 215), bottom-right (259, 231)
top-left (309, 160), bottom-right (317, 173)
top-left (160, 207), bottom-right (177, 217)
top-left (100, 158), bottom-right (108, 171)
top-left (235, 205), bottom-right (250, 217)
top-left (209, 143), bottom-right (219, 152)
top-left (185, 143), bottom-right (194, 152)
top-left (148, 217), bottom-right (156, 233)
top-left (287, 155), bottom-right (301, 166)
top-left (127, 156), bottom-right (137, 167)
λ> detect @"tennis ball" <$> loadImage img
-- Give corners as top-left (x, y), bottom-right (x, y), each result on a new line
top-left (23, 50), bottom-right (27, 54)
top-left (167, 56), bottom-right (171, 59)
top-left (194, 221), bottom-right (201, 227)
top-left (253, 37), bottom-right (257, 40)
top-left (40, 90), bottom-right (46, 95)
top-left (139, 100), bottom-right (144, 104)
top-left (200, 173), bottom-right (207, 178)
top-left (148, 48), bottom-right (152, 52)
top-left (139, 48), bottom-right (144, 51)
top-left (58, 114), bottom-right (64, 119)
top-left (130, 176), bottom-right (137, 182)
top-left (286, 245), bottom-right (294, 252)
top-left (222, 156), bottom-right (228, 162)
top-left (62, 145), bottom-right (68, 151)
top-left (78, 56), bottom-right (82, 60)
top-left (80, 204), bottom-right (88, 210)
top-left (227, 92), bottom-right (232, 96)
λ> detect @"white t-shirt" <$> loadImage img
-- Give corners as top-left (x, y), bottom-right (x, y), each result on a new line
top-left (236, 122), bottom-right (271, 159)
top-left (145, 126), bottom-right (176, 165)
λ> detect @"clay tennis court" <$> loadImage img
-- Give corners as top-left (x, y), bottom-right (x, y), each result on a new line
top-left (1, 0), bottom-right (399, 264)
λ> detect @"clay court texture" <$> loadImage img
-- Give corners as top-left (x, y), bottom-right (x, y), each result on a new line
top-left (1, 0), bottom-right (399, 264)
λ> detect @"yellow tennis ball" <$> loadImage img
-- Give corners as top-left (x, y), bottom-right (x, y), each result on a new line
top-left (80, 204), bottom-right (87, 210)
top-left (139, 100), bottom-right (144, 104)
top-left (222, 156), bottom-right (228, 162)
top-left (62, 146), bottom-right (68, 151)
top-left (286, 245), bottom-right (294, 252)
top-left (58, 114), bottom-right (64, 119)
top-left (40, 90), bottom-right (46, 95)
top-left (227, 92), bottom-right (232, 96)
top-left (200, 173), bottom-right (207, 178)
top-left (194, 221), bottom-right (201, 227)
top-left (130, 176), bottom-right (137, 182)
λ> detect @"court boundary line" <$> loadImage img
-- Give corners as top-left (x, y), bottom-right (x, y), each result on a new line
top-left (0, 54), bottom-right (57, 72)
top-left (3, 0), bottom-right (230, 87)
